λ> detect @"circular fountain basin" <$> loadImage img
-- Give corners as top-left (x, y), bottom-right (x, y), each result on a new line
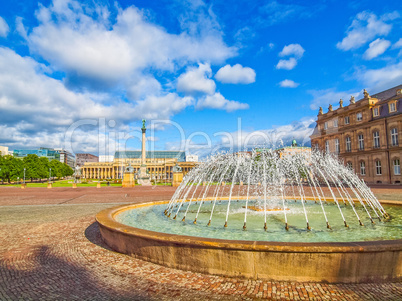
top-left (96, 199), bottom-right (402, 283)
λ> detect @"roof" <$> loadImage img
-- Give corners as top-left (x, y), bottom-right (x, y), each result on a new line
top-left (370, 84), bottom-right (402, 102)
top-left (115, 151), bottom-right (186, 161)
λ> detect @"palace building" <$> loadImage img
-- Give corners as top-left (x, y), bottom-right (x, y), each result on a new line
top-left (80, 150), bottom-right (198, 181)
top-left (310, 85), bottom-right (401, 184)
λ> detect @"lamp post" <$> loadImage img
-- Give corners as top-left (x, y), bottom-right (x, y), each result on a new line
top-left (23, 168), bottom-right (26, 184)
top-left (98, 168), bottom-right (100, 182)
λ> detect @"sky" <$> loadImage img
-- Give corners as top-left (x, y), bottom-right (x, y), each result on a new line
top-left (0, 0), bottom-right (401, 158)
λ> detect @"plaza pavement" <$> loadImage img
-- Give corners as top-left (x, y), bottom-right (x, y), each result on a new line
top-left (0, 186), bottom-right (401, 301)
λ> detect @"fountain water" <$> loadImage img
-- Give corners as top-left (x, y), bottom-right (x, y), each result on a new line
top-left (97, 149), bottom-right (402, 283)
top-left (164, 150), bottom-right (388, 232)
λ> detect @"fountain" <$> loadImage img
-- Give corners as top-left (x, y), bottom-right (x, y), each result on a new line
top-left (97, 150), bottom-right (402, 283)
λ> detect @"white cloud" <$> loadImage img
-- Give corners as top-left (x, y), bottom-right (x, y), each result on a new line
top-left (279, 44), bottom-right (305, 58)
top-left (308, 88), bottom-right (359, 110)
top-left (393, 38), bottom-right (402, 49)
top-left (196, 92), bottom-right (249, 112)
top-left (363, 38), bottom-right (391, 60)
top-left (215, 64), bottom-right (256, 84)
top-left (0, 16), bottom-right (9, 38)
top-left (337, 11), bottom-right (397, 51)
top-left (279, 79), bottom-right (299, 88)
top-left (26, 0), bottom-right (236, 86)
top-left (0, 47), bottom-right (195, 153)
top-left (356, 62), bottom-right (402, 91)
top-left (276, 58), bottom-right (297, 70)
top-left (177, 63), bottom-right (216, 95)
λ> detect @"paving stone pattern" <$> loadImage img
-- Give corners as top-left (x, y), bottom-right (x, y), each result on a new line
top-left (0, 187), bottom-right (401, 300)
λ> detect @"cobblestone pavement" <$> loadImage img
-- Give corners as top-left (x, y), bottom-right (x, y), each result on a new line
top-left (0, 187), bottom-right (401, 300)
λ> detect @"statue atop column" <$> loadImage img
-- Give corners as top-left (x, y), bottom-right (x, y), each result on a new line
top-left (138, 118), bottom-right (151, 186)
top-left (350, 95), bottom-right (355, 104)
top-left (339, 99), bottom-right (343, 108)
top-left (328, 104), bottom-right (333, 112)
top-left (318, 107), bottom-right (323, 115)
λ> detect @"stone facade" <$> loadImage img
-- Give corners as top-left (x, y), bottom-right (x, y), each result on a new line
top-left (310, 85), bottom-right (402, 184)
top-left (81, 158), bottom-right (197, 181)
top-left (76, 153), bottom-right (99, 166)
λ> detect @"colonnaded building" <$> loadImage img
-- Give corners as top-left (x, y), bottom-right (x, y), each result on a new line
top-left (310, 85), bottom-right (401, 184)
top-left (80, 150), bottom-right (198, 181)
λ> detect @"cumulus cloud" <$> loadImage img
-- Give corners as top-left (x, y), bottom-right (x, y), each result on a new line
top-left (276, 44), bottom-right (304, 70)
top-left (0, 16), bottom-right (9, 37)
top-left (279, 79), bottom-right (299, 88)
top-left (279, 43), bottom-right (305, 58)
top-left (336, 11), bottom-right (398, 51)
top-left (0, 47), bottom-right (195, 153)
top-left (26, 0), bottom-right (236, 87)
top-left (363, 38), bottom-right (391, 59)
top-left (177, 63), bottom-right (216, 95)
top-left (356, 62), bottom-right (402, 91)
top-left (393, 38), bottom-right (402, 49)
top-left (215, 64), bottom-right (256, 84)
top-left (196, 92), bottom-right (249, 112)
top-left (276, 57), bottom-right (297, 70)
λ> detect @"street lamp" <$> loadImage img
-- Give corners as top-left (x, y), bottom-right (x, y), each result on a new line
top-left (23, 168), bottom-right (26, 184)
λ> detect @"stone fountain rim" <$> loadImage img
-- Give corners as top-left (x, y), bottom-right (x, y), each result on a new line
top-left (96, 200), bottom-right (402, 253)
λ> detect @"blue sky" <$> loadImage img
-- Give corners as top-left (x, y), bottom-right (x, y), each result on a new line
top-left (0, 0), bottom-right (401, 158)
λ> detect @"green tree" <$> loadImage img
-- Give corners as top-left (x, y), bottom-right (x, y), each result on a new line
top-left (0, 155), bottom-right (23, 183)
top-left (22, 154), bottom-right (41, 182)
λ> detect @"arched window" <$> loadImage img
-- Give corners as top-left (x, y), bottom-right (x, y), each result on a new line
top-left (347, 162), bottom-right (353, 170)
top-left (375, 160), bottom-right (382, 175)
top-left (394, 159), bottom-right (401, 175)
top-left (360, 161), bottom-right (366, 175)
top-left (358, 134), bottom-right (364, 150)
top-left (391, 128), bottom-right (398, 146)
top-left (345, 136), bottom-right (351, 152)
top-left (373, 131), bottom-right (380, 148)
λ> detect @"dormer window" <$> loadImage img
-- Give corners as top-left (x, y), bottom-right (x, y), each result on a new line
top-left (389, 101), bottom-right (397, 113)
top-left (373, 107), bottom-right (379, 117)
top-left (397, 89), bottom-right (402, 95)
top-left (356, 112), bottom-right (362, 121)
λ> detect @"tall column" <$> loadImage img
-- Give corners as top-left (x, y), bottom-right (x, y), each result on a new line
top-left (141, 120), bottom-right (146, 165)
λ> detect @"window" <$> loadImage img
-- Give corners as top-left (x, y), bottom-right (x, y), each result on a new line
top-left (335, 139), bottom-right (340, 154)
top-left (373, 131), bottom-right (380, 148)
top-left (391, 128), bottom-right (398, 146)
top-left (346, 136), bottom-right (351, 152)
top-left (375, 160), bottom-right (382, 175)
top-left (389, 102), bottom-right (396, 113)
top-left (347, 162), bottom-right (353, 170)
top-left (324, 122), bottom-right (328, 130)
top-left (394, 159), bottom-right (401, 175)
top-left (333, 119), bottom-right (338, 127)
top-left (314, 143), bottom-right (319, 151)
top-left (344, 116), bottom-right (350, 125)
top-left (373, 107), bottom-right (379, 117)
top-left (360, 161), bottom-right (366, 175)
top-left (325, 140), bottom-right (330, 153)
top-left (356, 112), bottom-right (362, 121)
top-left (358, 134), bottom-right (364, 150)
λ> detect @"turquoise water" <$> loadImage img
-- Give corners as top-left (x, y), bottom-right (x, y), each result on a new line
top-left (116, 201), bottom-right (402, 243)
